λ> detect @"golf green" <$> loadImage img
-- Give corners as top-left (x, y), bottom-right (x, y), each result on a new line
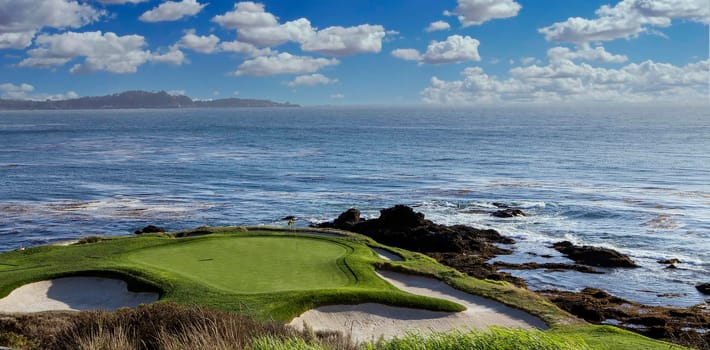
top-left (127, 236), bottom-right (354, 293)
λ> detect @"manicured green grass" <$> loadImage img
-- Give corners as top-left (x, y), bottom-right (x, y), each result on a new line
top-left (127, 236), bottom-right (353, 293)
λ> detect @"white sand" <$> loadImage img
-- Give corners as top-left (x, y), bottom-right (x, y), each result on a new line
top-left (371, 248), bottom-right (404, 261)
top-left (0, 277), bottom-right (159, 313)
top-left (289, 270), bottom-right (546, 343)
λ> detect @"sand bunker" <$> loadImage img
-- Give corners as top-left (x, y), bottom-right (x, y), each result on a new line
top-left (290, 270), bottom-right (546, 343)
top-left (0, 277), bottom-right (158, 313)
top-left (371, 248), bottom-right (404, 261)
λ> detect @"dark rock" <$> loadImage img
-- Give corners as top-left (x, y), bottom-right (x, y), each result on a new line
top-left (540, 288), bottom-right (710, 349)
top-left (551, 241), bottom-right (638, 268)
top-left (318, 205), bottom-right (521, 286)
top-left (696, 283), bottom-right (710, 295)
top-left (493, 261), bottom-right (603, 274)
top-left (658, 258), bottom-right (681, 265)
top-left (280, 215), bottom-right (296, 221)
top-left (134, 225), bottom-right (166, 235)
top-left (492, 202), bottom-right (510, 208)
top-left (491, 208), bottom-right (526, 218)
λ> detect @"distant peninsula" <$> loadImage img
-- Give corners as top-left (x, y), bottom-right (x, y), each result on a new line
top-left (0, 90), bottom-right (299, 110)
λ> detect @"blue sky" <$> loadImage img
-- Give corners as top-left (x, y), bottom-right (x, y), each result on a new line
top-left (1, 0), bottom-right (708, 105)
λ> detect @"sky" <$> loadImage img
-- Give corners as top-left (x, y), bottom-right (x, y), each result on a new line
top-left (0, 0), bottom-right (708, 105)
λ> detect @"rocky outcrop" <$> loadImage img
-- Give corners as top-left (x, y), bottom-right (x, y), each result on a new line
top-left (696, 283), bottom-right (710, 295)
top-left (318, 205), bottom-right (513, 258)
top-left (541, 288), bottom-right (709, 349)
top-left (134, 225), bottom-right (166, 235)
top-left (551, 241), bottom-right (638, 268)
top-left (491, 209), bottom-right (526, 218)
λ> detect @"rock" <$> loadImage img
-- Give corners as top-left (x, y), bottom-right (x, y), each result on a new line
top-left (551, 241), bottom-right (638, 268)
top-left (134, 225), bottom-right (166, 235)
top-left (280, 215), bottom-right (296, 221)
top-left (491, 208), bottom-right (526, 218)
top-left (333, 208), bottom-right (364, 228)
top-left (696, 283), bottom-right (710, 295)
top-left (317, 205), bottom-right (514, 256)
top-left (658, 258), bottom-right (681, 265)
top-left (492, 202), bottom-right (509, 208)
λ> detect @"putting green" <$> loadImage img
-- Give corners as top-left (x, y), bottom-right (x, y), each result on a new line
top-left (127, 236), bottom-right (353, 293)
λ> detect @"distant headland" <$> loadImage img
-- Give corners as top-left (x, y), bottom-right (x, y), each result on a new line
top-left (0, 90), bottom-right (299, 110)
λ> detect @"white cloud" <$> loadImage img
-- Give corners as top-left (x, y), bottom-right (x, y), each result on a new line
top-left (444, 0), bottom-right (521, 27)
top-left (97, 0), bottom-right (147, 4)
top-left (19, 31), bottom-right (184, 74)
top-left (150, 48), bottom-right (186, 65)
top-left (520, 57), bottom-right (536, 65)
top-left (301, 24), bottom-right (386, 56)
top-left (422, 58), bottom-right (710, 104)
top-left (539, 0), bottom-right (709, 43)
top-left (288, 74), bottom-right (337, 87)
top-left (0, 82), bottom-right (78, 100)
top-left (330, 93), bottom-right (344, 99)
top-left (547, 44), bottom-right (628, 64)
top-left (139, 0), bottom-right (206, 23)
top-left (425, 21), bottom-right (451, 32)
top-left (177, 29), bottom-right (220, 53)
top-left (213, 2), bottom-right (387, 56)
top-left (392, 35), bottom-right (481, 65)
top-left (219, 40), bottom-right (274, 56)
top-left (235, 52), bottom-right (339, 76)
top-left (391, 49), bottom-right (422, 61)
top-left (0, 0), bottom-right (103, 49)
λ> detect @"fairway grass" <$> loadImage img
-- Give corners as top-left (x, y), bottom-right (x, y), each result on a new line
top-left (127, 236), bottom-right (354, 293)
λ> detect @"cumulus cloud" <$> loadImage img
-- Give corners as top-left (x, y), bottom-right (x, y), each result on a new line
top-left (97, 0), bottom-right (147, 4)
top-left (213, 2), bottom-right (387, 56)
top-left (391, 35), bottom-right (481, 65)
top-left (444, 0), bottom-right (521, 27)
top-left (0, 82), bottom-right (78, 100)
top-left (547, 44), bottom-right (628, 64)
top-left (287, 73), bottom-right (337, 87)
top-left (0, 0), bottom-right (103, 49)
top-left (176, 29), bottom-right (220, 53)
top-left (234, 52), bottom-right (339, 76)
top-left (219, 40), bottom-right (274, 56)
top-left (421, 58), bottom-right (709, 104)
top-left (425, 20), bottom-right (451, 32)
top-left (539, 0), bottom-right (709, 43)
top-left (139, 0), bottom-right (206, 22)
top-left (19, 31), bottom-right (184, 74)
top-left (301, 24), bottom-right (385, 56)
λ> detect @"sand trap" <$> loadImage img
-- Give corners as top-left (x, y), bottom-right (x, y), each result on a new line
top-left (372, 248), bottom-right (404, 261)
top-left (0, 277), bottom-right (159, 313)
top-left (289, 270), bottom-right (546, 343)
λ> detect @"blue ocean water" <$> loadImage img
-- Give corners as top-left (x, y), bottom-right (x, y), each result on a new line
top-left (0, 106), bottom-right (708, 307)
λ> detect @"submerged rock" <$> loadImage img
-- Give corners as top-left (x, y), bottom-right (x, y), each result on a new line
top-left (696, 283), bottom-right (710, 295)
top-left (134, 225), bottom-right (166, 235)
top-left (551, 241), bottom-right (638, 268)
top-left (491, 208), bottom-right (526, 218)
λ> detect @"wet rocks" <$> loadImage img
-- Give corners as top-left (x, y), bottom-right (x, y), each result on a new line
top-left (318, 205), bottom-right (513, 257)
top-left (134, 225), bottom-right (166, 235)
top-left (491, 208), bottom-right (526, 218)
top-left (551, 241), bottom-right (638, 268)
top-left (696, 283), bottom-right (710, 295)
top-left (541, 288), bottom-right (710, 349)
top-left (280, 215), bottom-right (296, 221)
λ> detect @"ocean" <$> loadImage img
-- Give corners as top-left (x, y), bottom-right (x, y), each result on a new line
top-left (0, 106), bottom-right (708, 307)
